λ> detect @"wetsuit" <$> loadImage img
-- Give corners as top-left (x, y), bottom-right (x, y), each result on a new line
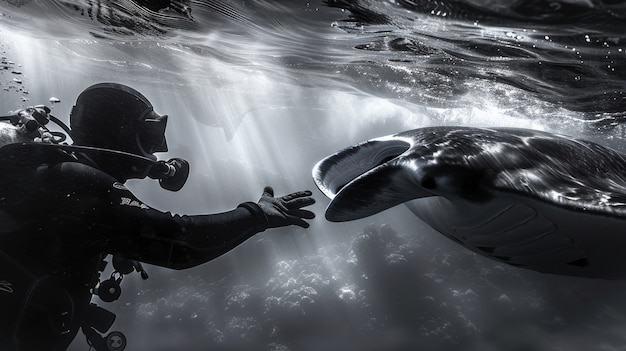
top-left (0, 144), bottom-right (269, 351)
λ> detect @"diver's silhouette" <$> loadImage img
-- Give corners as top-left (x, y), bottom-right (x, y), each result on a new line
top-left (0, 83), bottom-right (315, 351)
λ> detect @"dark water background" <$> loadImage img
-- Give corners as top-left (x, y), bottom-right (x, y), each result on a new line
top-left (1, 1), bottom-right (626, 350)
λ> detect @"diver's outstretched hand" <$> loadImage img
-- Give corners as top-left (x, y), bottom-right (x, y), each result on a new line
top-left (257, 186), bottom-right (316, 228)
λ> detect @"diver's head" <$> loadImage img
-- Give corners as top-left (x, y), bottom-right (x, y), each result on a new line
top-left (70, 83), bottom-right (169, 180)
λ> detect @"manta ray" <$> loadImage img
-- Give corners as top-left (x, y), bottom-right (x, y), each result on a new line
top-left (313, 126), bottom-right (626, 280)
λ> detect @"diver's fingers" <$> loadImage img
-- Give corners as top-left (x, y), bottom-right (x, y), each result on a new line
top-left (288, 215), bottom-right (311, 228)
top-left (285, 196), bottom-right (316, 209)
top-left (281, 190), bottom-right (313, 202)
top-left (288, 209), bottom-right (316, 220)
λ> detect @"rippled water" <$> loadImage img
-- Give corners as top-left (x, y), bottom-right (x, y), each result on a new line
top-left (3, 0), bottom-right (625, 118)
top-left (2, 1), bottom-right (626, 350)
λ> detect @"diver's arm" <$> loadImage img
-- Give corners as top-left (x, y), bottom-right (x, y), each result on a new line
top-left (51, 162), bottom-right (314, 269)
top-left (110, 189), bottom-right (315, 269)
top-left (116, 202), bottom-right (271, 269)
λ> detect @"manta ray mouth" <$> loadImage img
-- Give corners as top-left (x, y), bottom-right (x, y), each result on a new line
top-left (313, 137), bottom-right (411, 199)
top-left (313, 136), bottom-right (420, 221)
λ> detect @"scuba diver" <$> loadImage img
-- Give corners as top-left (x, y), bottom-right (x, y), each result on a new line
top-left (0, 83), bottom-right (316, 351)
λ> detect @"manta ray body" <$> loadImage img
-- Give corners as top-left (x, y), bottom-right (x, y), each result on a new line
top-left (313, 127), bottom-right (626, 280)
